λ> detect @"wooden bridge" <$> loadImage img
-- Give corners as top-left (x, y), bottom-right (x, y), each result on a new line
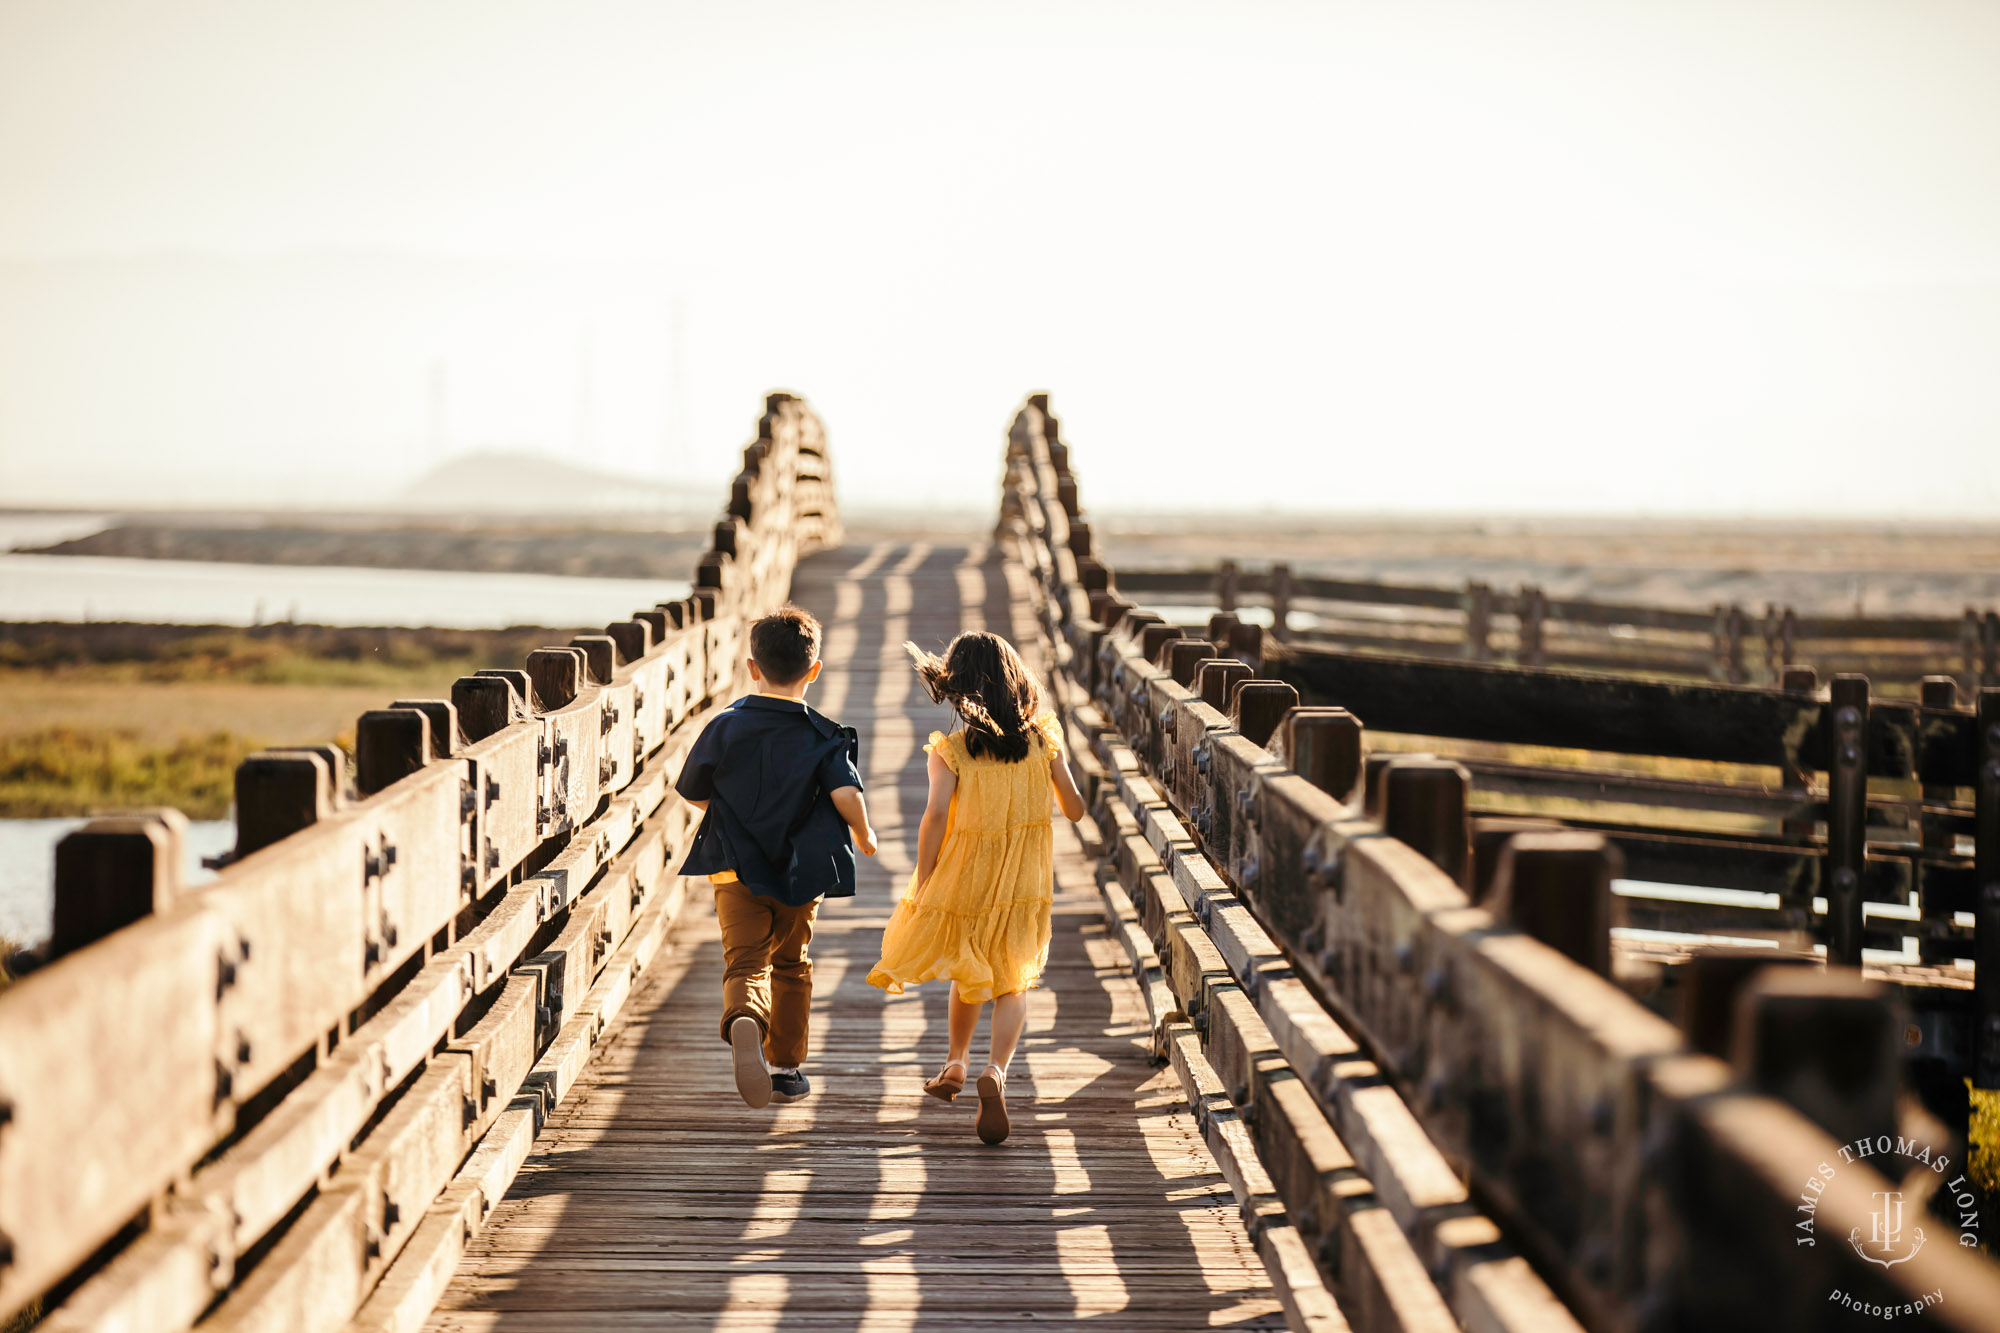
top-left (5, 393), bottom-right (2000, 1332)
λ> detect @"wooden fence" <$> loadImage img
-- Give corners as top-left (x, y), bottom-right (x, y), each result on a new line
top-left (1003, 393), bottom-right (2000, 1332)
top-left (0, 393), bottom-right (837, 1333)
top-left (1111, 564), bottom-right (2000, 692)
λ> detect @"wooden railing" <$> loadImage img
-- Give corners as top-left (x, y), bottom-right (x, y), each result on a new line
top-left (1001, 393), bottom-right (2000, 1332)
top-left (1112, 564), bottom-right (2000, 692)
top-left (0, 392), bottom-right (837, 1333)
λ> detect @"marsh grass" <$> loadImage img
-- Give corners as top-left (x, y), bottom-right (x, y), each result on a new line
top-left (0, 726), bottom-right (268, 818)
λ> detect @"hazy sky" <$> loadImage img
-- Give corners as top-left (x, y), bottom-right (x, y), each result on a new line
top-left (2, 0), bottom-right (1998, 513)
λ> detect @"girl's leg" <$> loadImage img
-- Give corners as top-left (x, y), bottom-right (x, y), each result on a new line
top-left (945, 980), bottom-right (983, 1072)
top-left (986, 990), bottom-right (1029, 1075)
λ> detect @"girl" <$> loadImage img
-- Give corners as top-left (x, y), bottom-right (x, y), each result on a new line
top-left (866, 632), bottom-right (1087, 1145)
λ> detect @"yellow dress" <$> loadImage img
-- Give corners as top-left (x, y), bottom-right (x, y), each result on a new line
top-left (866, 712), bottom-right (1063, 1005)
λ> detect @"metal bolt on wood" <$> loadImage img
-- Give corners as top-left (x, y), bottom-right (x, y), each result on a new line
top-left (1487, 831), bottom-right (1620, 976)
top-left (1731, 967), bottom-right (1902, 1150)
top-left (1379, 758), bottom-right (1472, 888)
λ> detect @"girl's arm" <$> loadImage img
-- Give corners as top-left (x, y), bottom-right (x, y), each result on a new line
top-left (1050, 753), bottom-right (1087, 822)
top-left (913, 747), bottom-right (958, 889)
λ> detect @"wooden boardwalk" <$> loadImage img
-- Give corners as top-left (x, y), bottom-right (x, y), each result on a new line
top-left (425, 542), bottom-right (1286, 1331)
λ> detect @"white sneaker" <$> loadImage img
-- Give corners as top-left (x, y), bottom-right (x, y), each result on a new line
top-left (730, 1016), bottom-right (772, 1108)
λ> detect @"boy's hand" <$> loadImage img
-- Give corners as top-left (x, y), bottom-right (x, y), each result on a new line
top-left (855, 825), bottom-right (878, 857)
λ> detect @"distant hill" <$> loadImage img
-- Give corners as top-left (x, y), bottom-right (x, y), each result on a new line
top-left (403, 451), bottom-right (710, 513)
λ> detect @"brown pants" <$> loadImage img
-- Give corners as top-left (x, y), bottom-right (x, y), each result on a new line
top-left (713, 882), bottom-right (818, 1069)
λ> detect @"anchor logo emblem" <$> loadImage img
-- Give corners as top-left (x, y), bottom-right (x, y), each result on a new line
top-left (1849, 1190), bottom-right (1926, 1268)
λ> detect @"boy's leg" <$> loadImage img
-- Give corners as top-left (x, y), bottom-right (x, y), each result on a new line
top-left (713, 883), bottom-right (778, 1043)
top-left (764, 898), bottom-right (819, 1068)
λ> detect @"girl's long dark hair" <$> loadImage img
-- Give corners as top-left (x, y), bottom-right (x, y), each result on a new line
top-left (905, 632), bottom-right (1042, 762)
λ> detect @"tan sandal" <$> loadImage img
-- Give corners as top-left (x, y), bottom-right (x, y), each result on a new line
top-left (975, 1065), bottom-right (1010, 1145)
top-left (923, 1060), bottom-right (968, 1103)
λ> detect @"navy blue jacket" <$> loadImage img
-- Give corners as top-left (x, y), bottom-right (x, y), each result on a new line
top-left (674, 695), bottom-right (863, 907)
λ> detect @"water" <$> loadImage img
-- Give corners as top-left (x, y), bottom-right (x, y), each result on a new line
top-left (0, 817), bottom-right (236, 948)
top-left (0, 552), bottom-right (688, 629)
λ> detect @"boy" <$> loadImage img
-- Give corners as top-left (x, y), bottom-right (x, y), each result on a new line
top-left (675, 606), bottom-right (876, 1108)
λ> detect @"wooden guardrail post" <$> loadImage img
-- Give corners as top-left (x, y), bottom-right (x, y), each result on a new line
top-left (1462, 580), bottom-right (1492, 662)
top-left (1732, 968), bottom-right (1901, 1149)
top-left (1231, 681), bottom-right (1298, 749)
top-left (1271, 707), bottom-right (1363, 805)
top-left (1378, 757), bottom-right (1471, 888)
top-left (568, 635), bottom-right (617, 686)
top-left (1269, 563), bottom-right (1293, 643)
top-left (1163, 639), bottom-right (1217, 687)
top-left (1217, 560), bottom-right (1239, 614)
top-left (1674, 947), bottom-right (1816, 1058)
top-left (453, 675), bottom-right (522, 742)
top-left (603, 619), bottom-right (652, 666)
top-left (1468, 816), bottom-right (1564, 904)
top-left (1780, 604), bottom-right (1798, 669)
top-left (235, 750), bottom-right (335, 858)
top-left (1779, 665), bottom-right (1818, 843)
top-left (1196, 659), bottom-right (1253, 713)
top-left (1921, 676), bottom-right (1962, 853)
top-left (1760, 603), bottom-right (1780, 682)
top-left (356, 708), bottom-right (432, 797)
top-left (1825, 674), bottom-right (1870, 966)
top-left (50, 812), bottom-right (186, 962)
top-left (1987, 610), bottom-right (2000, 686)
top-left (389, 699), bottom-right (458, 758)
top-left (1725, 603), bottom-right (1747, 685)
top-left (1964, 609), bottom-right (1985, 695)
top-left (1487, 831), bottom-right (1618, 976)
top-left (1516, 584), bottom-right (1545, 668)
top-left (1976, 686), bottom-right (2000, 1092)
top-left (526, 647), bottom-right (585, 713)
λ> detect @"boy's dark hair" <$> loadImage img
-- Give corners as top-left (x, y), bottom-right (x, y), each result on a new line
top-left (751, 606), bottom-right (821, 685)
top-left (905, 631), bottom-right (1042, 762)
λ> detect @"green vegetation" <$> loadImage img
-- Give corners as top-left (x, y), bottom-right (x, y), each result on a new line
top-left (0, 726), bottom-right (269, 818)
top-left (0, 622), bottom-right (566, 689)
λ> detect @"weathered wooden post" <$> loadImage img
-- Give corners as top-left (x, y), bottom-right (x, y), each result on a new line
top-left (568, 635), bottom-right (618, 686)
top-left (1067, 519), bottom-right (1094, 559)
top-left (1462, 581), bottom-right (1493, 662)
top-left (1761, 603), bottom-right (1780, 683)
top-left (1217, 560), bottom-right (1239, 615)
top-left (1976, 687), bottom-right (2000, 1094)
top-left (1196, 659), bottom-right (1254, 713)
top-left (1361, 750), bottom-right (1432, 820)
top-left (1138, 624), bottom-right (1185, 664)
top-left (1487, 831), bottom-right (1619, 976)
top-left (1206, 611), bottom-right (1241, 644)
top-left (1725, 603), bottom-right (1747, 685)
top-left (235, 750), bottom-right (335, 858)
top-left (1920, 676), bottom-right (1961, 854)
top-left (603, 619), bottom-right (652, 666)
top-left (1055, 477), bottom-right (1080, 518)
top-left (1986, 611), bottom-right (2000, 686)
top-left (389, 699), bottom-right (458, 759)
top-left (1964, 609), bottom-right (1984, 695)
top-left (1674, 947), bottom-right (1816, 1058)
top-left (1469, 816), bottom-right (1565, 904)
top-left (1163, 639), bottom-right (1217, 687)
top-left (1779, 665), bottom-right (1818, 843)
top-left (1232, 681), bottom-right (1299, 749)
top-left (1780, 605), bottom-right (1798, 668)
top-left (1517, 585), bottom-right (1546, 668)
top-left (356, 708), bottom-right (432, 797)
top-left (1708, 603), bottom-right (1728, 682)
top-left (1075, 556), bottom-right (1111, 594)
top-left (1269, 564), bottom-right (1293, 643)
top-left (1825, 674), bottom-right (1870, 966)
top-left (526, 647), bottom-right (585, 713)
top-left (50, 811), bottom-right (186, 961)
top-left (1732, 968), bottom-right (1901, 1149)
top-left (1378, 758), bottom-right (1471, 888)
top-left (1225, 621), bottom-right (1265, 670)
top-left (454, 675), bottom-right (522, 742)
top-left (1272, 707), bottom-right (1364, 805)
